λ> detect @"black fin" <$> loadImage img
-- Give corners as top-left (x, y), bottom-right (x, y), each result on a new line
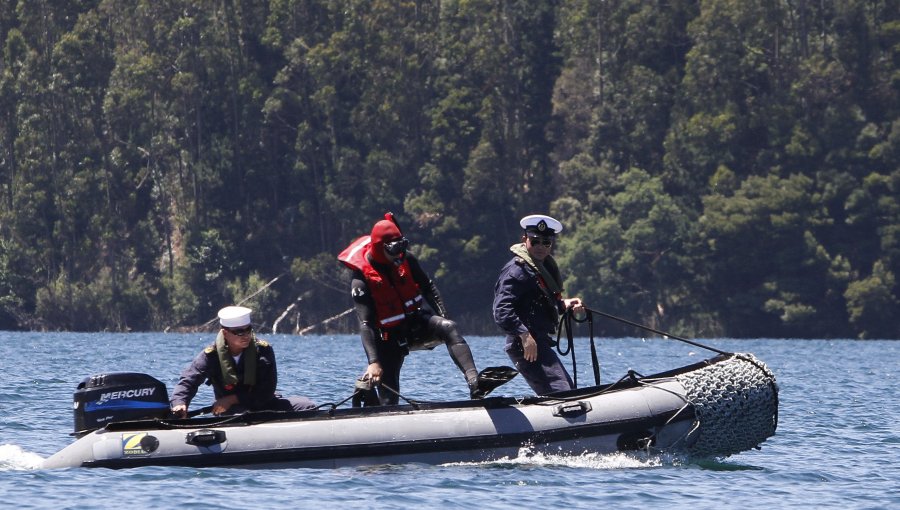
top-left (470, 366), bottom-right (518, 399)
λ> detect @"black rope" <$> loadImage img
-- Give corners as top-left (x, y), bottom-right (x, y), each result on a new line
top-left (345, 379), bottom-right (422, 410)
top-left (555, 307), bottom-right (601, 388)
top-left (324, 391), bottom-right (363, 413)
top-left (185, 405), bottom-right (213, 418)
top-left (582, 306), bottom-right (731, 356)
top-left (554, 306), bottom-right (731, 388)
top-left (158, 412), bottom-right (247, 429)
top-left (372, 382), bottom-right (421, 409)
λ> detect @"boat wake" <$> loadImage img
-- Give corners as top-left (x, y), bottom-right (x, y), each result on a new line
top-left (445, 447), bottom-right (686, 470)
top-left (0, 444), bottom-right (45, 471)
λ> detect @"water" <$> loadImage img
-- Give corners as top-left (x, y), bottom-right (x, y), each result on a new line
top-left (1, 332), bottom-right (897, 509)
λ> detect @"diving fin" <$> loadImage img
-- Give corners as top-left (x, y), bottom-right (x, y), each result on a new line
top-left (470, 366), bottom-right (518, 399)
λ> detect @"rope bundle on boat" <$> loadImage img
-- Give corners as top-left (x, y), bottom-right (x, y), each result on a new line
top-left (677, 353), bottom-right (779, 457)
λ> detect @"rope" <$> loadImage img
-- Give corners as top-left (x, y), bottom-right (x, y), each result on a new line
top-left (155, 412), bottom-right (247, 429)
top-left (550, 306), bottom-right (777, 456)
top-left (553, 305), bottom-right (730, 388)
top-left (342, 380), bottom-right (422, 410)
top-left (555, 308), bottom-right (601, 388)
top-left (318, 393), bottom-right (360, 413)
top-left (581, 306), bottom-right (730, 356)
top-left (376, 382), bottom-right (421, 409)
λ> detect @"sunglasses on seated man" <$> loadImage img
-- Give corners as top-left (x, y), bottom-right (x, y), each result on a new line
top-left (225, 325), bottom-right (253, 337)
top-left (384, 237), bottom-right (410, 256)
top-left (527, 235), bottom-right (554, 247)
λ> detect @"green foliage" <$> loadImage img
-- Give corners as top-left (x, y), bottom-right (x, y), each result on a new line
top-left (0, 1), bottom-right (896, 338)
top-left (700, 174), bottom-right (850, 337)
top-left (557, 168), bottom-right (699, 335)
top-left (224, 272), bottom-right (280, 328)
top-left (34, 267), bottom-right (156, 331)
top-left (845, 260), bottom-right (899, 339)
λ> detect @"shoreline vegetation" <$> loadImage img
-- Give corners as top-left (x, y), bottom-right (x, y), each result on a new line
top-left (0, 2), bottom-right (897, 339)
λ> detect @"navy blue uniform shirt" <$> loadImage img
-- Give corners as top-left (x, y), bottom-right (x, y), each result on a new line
top-left (493, 256), bottom-right (563, 347)
top-left (170, 341), bottom-right (279, 411)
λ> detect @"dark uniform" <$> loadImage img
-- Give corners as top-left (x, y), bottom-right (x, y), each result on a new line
top-left (170, 340), bottom-right (315, 414)
top-left (350, 252), bottom-right (479, 405)
top-left (493, 256), bottom-right (574, 395)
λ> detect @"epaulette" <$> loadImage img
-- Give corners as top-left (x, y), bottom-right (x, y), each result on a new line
top-left (203, 345), bottom-right (215, 354)
top-left (514, 256), bottom-right (526, 265)
top-left (256, 339), bottom-right (269, 347)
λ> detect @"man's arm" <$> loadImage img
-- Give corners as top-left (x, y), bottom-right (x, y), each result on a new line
top-left (170, 351), bottom-right (209, 417)
top-left (494, 265), bottom-right (541, 361)
top-left (492, 264), bottom-right (529, 337)
top-left (350, 272), bottom-right (381, 364)
top-left (406, 254), bottom-right (447, 317)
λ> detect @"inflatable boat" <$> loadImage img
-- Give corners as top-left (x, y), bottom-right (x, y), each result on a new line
top-left (42, 352), bottom-right (778, 469)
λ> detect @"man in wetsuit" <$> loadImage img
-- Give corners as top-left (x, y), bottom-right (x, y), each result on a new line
top-left (339, 215), bottom-right (513, 404)
top-left (493, 214), bottom-right (584, 395)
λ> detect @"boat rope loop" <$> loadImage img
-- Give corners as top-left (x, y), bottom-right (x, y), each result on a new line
top-left (555, 307), bottom-right (601, 388)
top-left (555, 306), bottom-right (733, 389)
top-left (676, 353), bottom-right (779, 457)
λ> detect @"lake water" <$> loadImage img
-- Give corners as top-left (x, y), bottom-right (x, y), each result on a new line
top-left (1, 332), bottom-right (897, 509)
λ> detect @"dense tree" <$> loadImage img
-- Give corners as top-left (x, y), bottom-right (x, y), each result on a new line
top-left (0, 1), bottom-right (896, 338)
top-left (700, 173), bottom-right (850, 337)
top-left (556, 166), bottom-right (700, 336)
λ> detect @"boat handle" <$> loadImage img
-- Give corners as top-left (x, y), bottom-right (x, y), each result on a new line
top-left (185, 429), bottom-right (226, 446)
top-left (553, 401), bottom-right (592, 417)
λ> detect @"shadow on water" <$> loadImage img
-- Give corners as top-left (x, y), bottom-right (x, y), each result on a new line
top-left (690, 457), bottom-right (766, 471)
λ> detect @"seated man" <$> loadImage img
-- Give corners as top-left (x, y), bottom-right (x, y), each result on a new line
top-left (170, 305), bottom-right (316, 417)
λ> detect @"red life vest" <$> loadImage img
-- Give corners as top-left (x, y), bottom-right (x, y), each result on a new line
top-left (338, 236), bottom-right (424, 330)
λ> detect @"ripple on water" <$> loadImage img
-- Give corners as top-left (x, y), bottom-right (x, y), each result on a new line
top-left (1, 335), bottom-right (898, 510)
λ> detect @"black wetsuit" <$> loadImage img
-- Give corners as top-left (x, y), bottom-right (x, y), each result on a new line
top-left (349, 252), bottom-right (478, 404)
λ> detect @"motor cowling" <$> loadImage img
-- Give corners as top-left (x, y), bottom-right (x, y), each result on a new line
top-left (73, 372), bottom-right (170, 436)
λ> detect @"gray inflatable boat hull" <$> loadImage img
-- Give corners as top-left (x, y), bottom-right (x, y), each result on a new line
top-left (43, 353), bottom-right (778, 469)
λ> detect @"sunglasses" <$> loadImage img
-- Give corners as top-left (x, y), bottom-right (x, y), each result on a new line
top-left (528, 236), bottom-right (554, 247)
top-left (225, 326), bottom-right (252, 337)
top-left (384, 237), bottom-right (410, 256)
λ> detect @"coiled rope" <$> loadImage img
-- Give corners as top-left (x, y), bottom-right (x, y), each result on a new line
top-left (555, 306), bottom-right (730, 389)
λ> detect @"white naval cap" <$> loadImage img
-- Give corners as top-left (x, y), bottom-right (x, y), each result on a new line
top-left (519, 214), bottom-right (563, 235)
top-left (218, 306), bottom-right (252, 328)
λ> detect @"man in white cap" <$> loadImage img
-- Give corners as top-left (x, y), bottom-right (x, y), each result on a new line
top-left (492, 214), bottom-right (585, 395)
top-left (170, 305), bottom-right (316, 417)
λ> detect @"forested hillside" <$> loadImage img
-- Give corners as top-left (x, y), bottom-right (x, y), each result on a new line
top-left (0, 1), bottom-right (897, 338)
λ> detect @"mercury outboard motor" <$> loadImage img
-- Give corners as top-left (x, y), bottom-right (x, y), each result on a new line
top-left (73, 373), bottom-right (170, 436)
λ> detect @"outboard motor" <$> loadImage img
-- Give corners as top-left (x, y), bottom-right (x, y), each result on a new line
top-left (73, 372), bottom-right (170, 436)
